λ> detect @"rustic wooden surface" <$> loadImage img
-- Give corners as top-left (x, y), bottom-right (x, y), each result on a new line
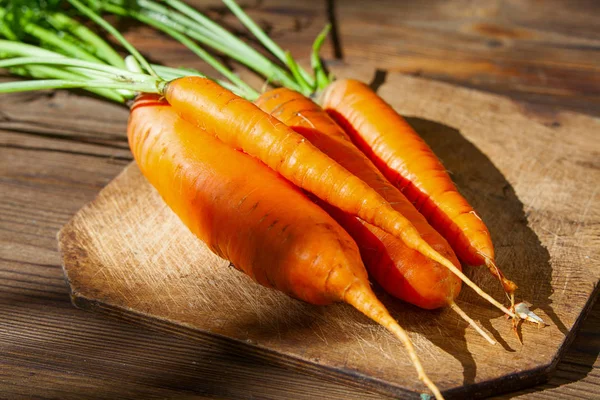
top-left (1, 0), bottom-right (599, 399)
top-left (57, 70), bottom-right (600, 398)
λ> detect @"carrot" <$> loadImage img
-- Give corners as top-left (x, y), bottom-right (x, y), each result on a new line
top-left (61, 0), bottom-right (520, 317)
top-left (255, 88), bottom-right (462, 310)
top-left (2, 0), bottom-right (520, 320)
top-left (321, 79), bottom-right (518, 303)
top-left (162, 76), bottom-right (471, 281)
top-left (255, 88), bottom-right (496, 344)
top-left (128, 93), bottom-right (444, 400)
top-left (204, 0), bottom-right (523, 318)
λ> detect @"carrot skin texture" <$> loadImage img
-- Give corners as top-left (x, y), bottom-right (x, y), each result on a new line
top-left (162, 77), bottom-right (460, 276)
top-left (255, 88), bottom-right (462, 310)
top-left (321, 79), bottom-right (517, 294)
top-left (128, 94), bottom-right (368, 305)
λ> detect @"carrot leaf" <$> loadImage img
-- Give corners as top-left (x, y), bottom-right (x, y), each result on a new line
top-left (284, 51), bottom-right (311, 96)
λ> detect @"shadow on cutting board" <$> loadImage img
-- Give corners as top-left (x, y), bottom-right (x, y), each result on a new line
top-left (403, 115), bottom-right (561, 331)
top-left (396, 116), bottom-right (560, 382)
top-left (366, 67), bottom-right (561, 387)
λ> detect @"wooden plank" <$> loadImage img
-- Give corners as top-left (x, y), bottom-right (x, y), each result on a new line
top-left (58, 72), bottom-right (600, 398)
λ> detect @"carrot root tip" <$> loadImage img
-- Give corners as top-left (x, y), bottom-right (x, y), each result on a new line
top-left (449, 301), bottom-right (496, 345)
top-left (512, 302), bottom-right (547, 327)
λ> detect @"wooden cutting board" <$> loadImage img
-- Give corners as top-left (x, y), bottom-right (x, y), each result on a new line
top-left (58, 70), bottom-right (600, 399)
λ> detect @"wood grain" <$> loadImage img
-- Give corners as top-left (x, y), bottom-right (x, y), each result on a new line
top-left (1, 0), bottom-right (600, 398)
top-left (58, 71), bottom-right (600, 398)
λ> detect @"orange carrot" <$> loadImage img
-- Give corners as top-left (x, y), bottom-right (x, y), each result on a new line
top-left (161, 76), bottom-right (469, 289)
top-left (321, 79), bottom-right (518, 303)
top-left (128, 93), bottom-right (443, 400)
top-left (255, 88), bottom-right (461, 310)
top-left (193, 1), bottom-right (519, 311)
top-left (255, 88), bottom-right (496, 344)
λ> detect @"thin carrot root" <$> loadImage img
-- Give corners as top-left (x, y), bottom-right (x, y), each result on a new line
top-left (344, 284), bottom-right (444, 400)
top-left (414, 241), bottom-right (516, 319)
top-left (484, 258), bottom-right (518, 307)
top-left (449, 301), bottom-right (496, 345)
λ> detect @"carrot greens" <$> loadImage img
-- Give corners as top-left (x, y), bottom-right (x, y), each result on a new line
top-left (83, 0), bottom-right (300, 92)
top-left (0, 1), bottom-right (254, 99)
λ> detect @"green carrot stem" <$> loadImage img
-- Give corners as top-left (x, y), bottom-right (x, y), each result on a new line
top-left (117, 0), bottom-right (224, 43)
top-left (0, 58), bottom-right (156, 96)
top-left (221, 0), bottom-right (314, 87)
top-left (105, 4), bottom-right (258, 99)
top-left (96, 1), bottom-right (260, 98)
top-left (9, 64), bottom-right (127, 102)
top-left (284, 52), bottom-right (311, 95)
top-left (135, 0), bottom-right (270, 65)
top-left (0, 40), bottom-right (76, 59)
top-left (0, 55), bottom-right (154, 82)
top-left (0, 79), bottom-right (162, 94)
top-left (114, 0), bottom-right (300, 90)
top-left (0, 36), bottom-right (196, 87)
top-left (159, 13), bottom-right (299, 90)
top-left (46, 12), bottom-right (125, 68)
top-left (0, 41), bottom-right (130, 92)
top-left (124, 54), bottom-right (143, 74)
top-left (163, 0), bottom-right (245, 44)
top-left (108, 0), bottom-right (270, 72)
top-left (67, 0), bottom-right (159, 79)
top-left (283, 52), bottom-right (312, 95)
top-left (158, 0), bottom-right (276, 62)
top-left (134, 0), bottom-right (300, 90)
top-left (141, 0), bottom-right (264, 60)
top-left (311, 24), bottom-right (332, 91)
top-left (23, 23), bottom-right (104, 64)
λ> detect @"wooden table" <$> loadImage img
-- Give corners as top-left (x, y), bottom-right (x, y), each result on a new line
top-left (1, 1), bottom-right (598, 398)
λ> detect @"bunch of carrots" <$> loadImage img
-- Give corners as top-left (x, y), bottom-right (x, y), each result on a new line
top-left (0, 1), bottom-right (547, 398)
